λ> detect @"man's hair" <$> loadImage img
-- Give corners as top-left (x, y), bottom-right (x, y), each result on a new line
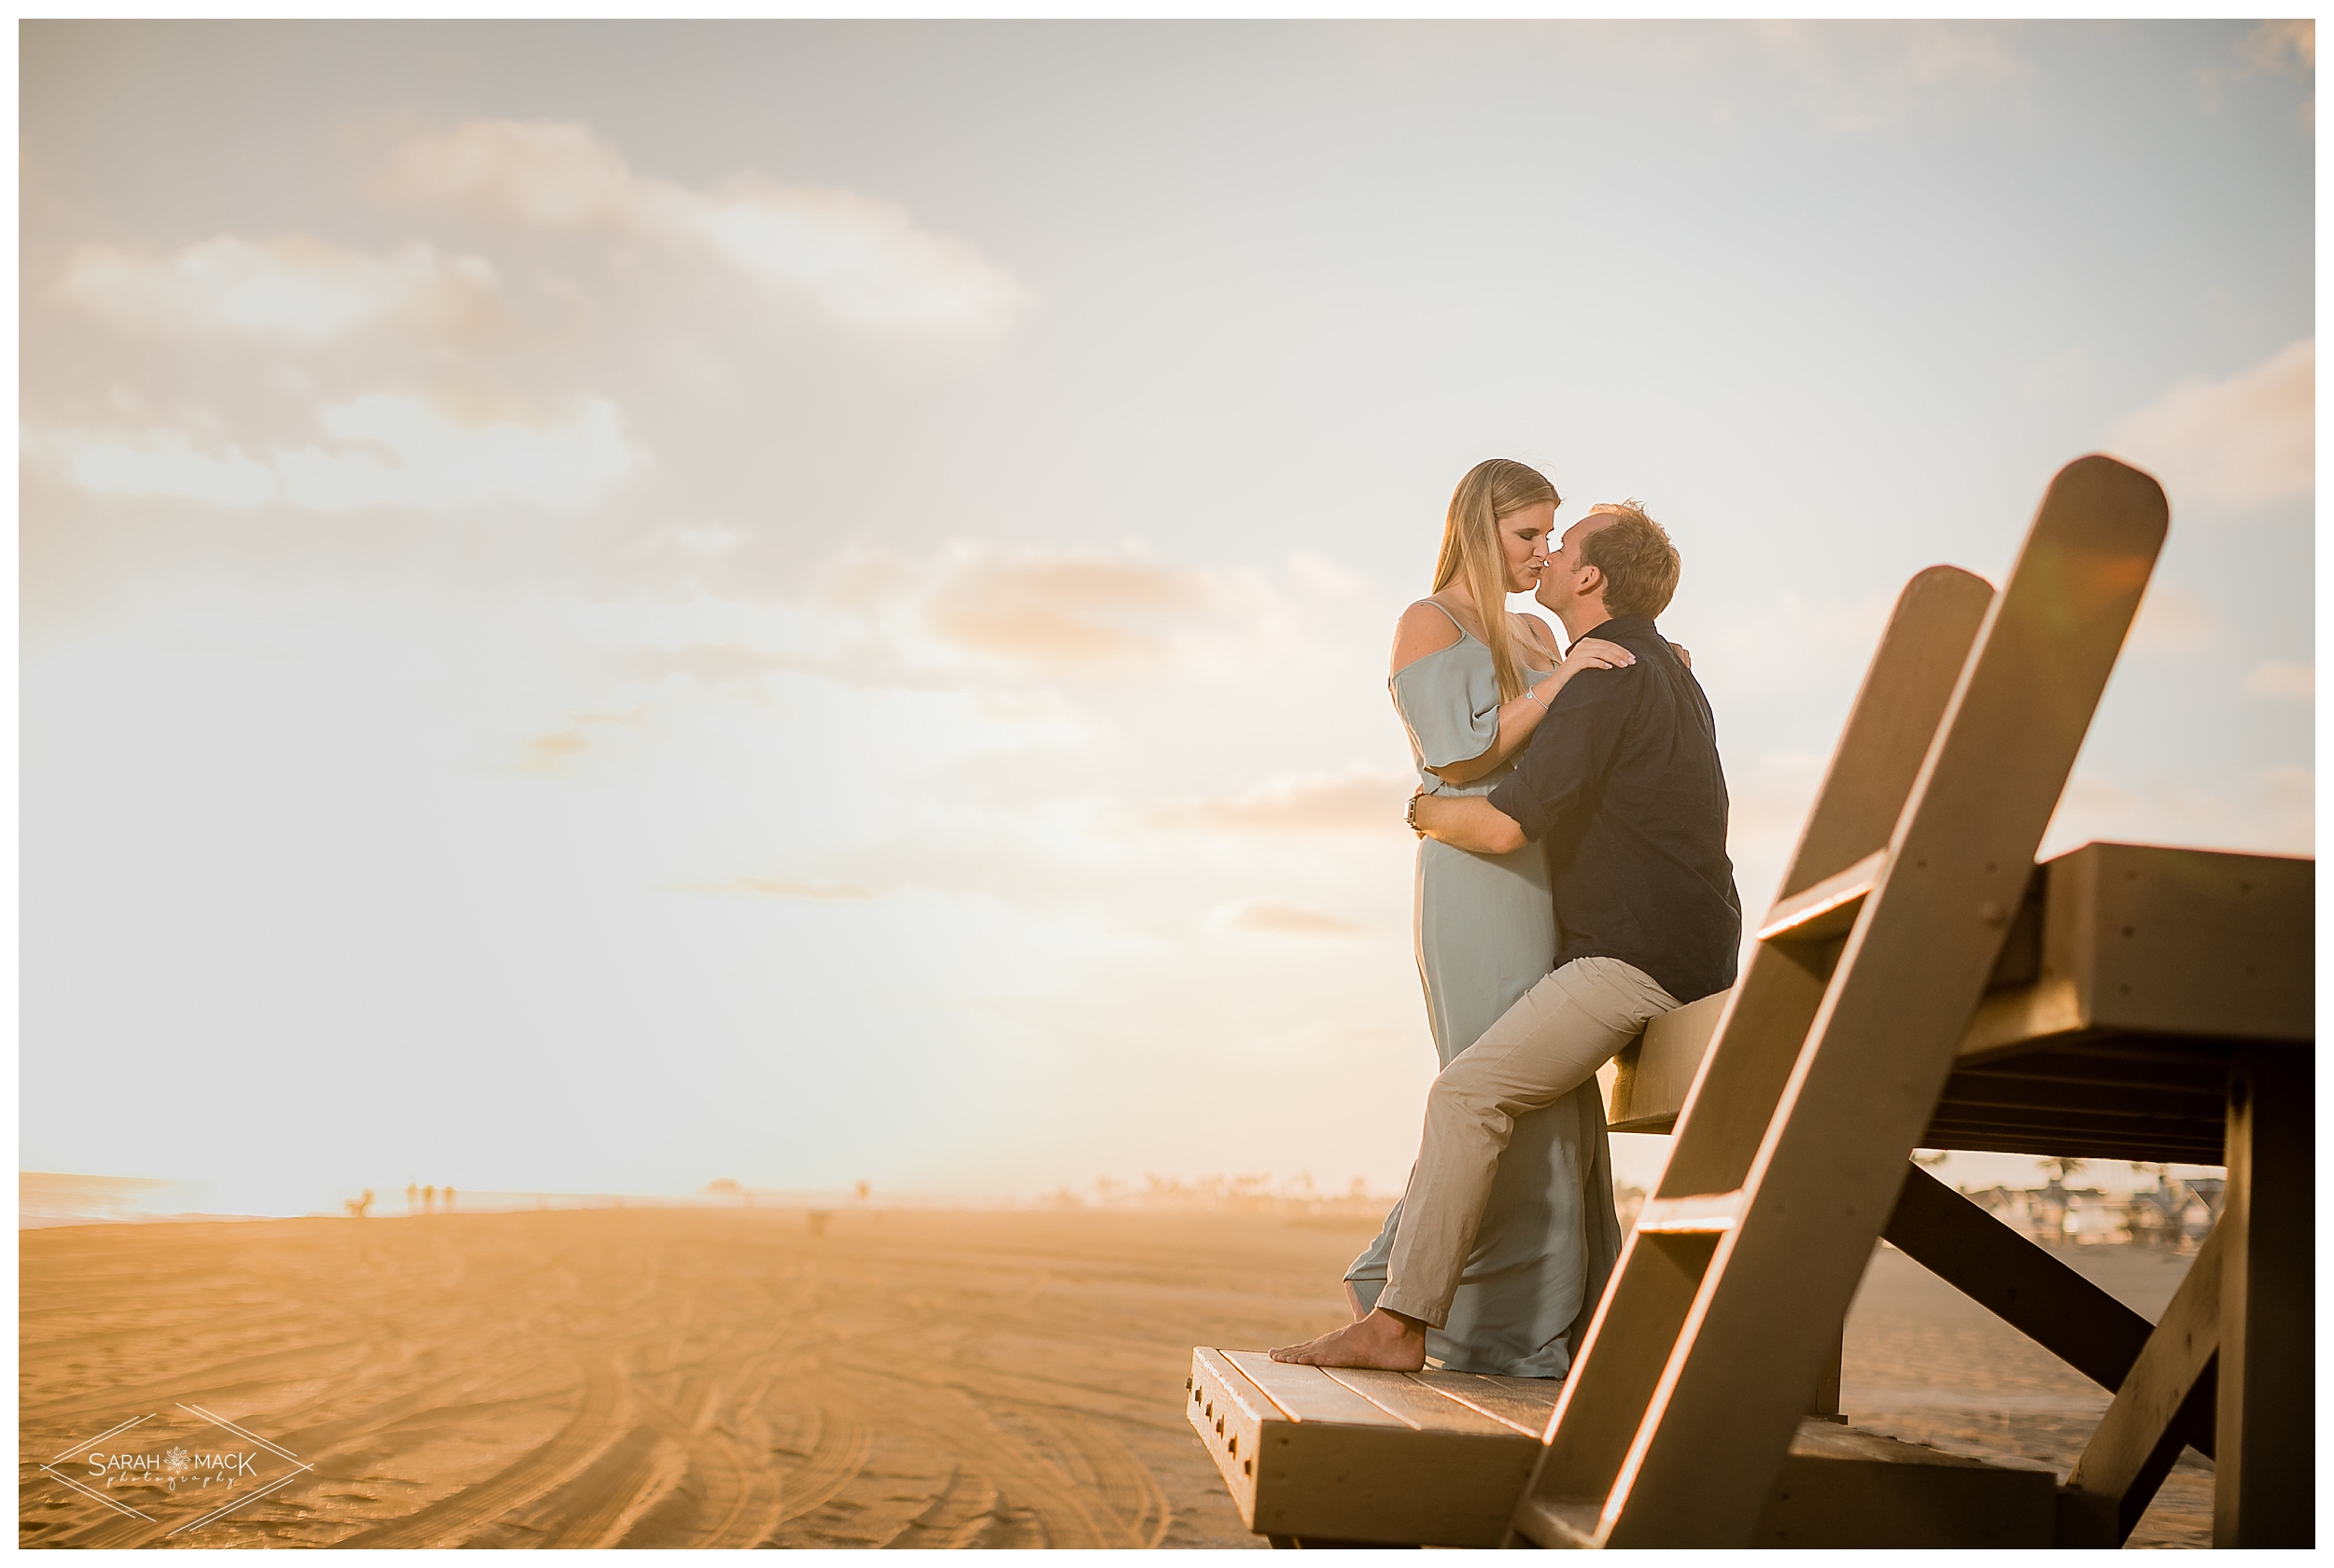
top-left (1581, 501), bottom-right (1680, 619)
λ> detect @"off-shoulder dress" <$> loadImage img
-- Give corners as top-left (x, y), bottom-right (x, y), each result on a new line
top-left (1344, 602), bottom-right (1624, 1379)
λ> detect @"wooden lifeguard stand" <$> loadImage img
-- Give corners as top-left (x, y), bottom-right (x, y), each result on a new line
top-left (1186, 455), bottom-right (2313, 1548)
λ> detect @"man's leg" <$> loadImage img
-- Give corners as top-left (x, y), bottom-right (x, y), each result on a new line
top-left (1271, 959), bottom-right (1676, 1367)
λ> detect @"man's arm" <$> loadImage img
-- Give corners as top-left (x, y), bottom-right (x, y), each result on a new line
top-left (1412, 791), bottom-right (1526, 855)
top-left (1486, 658), bottom-right (1638, 844)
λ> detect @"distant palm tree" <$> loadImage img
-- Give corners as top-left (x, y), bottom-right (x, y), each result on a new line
top-left (2039, 1157), bottom-right (2086, 1188)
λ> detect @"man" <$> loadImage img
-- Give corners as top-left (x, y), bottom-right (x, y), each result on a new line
top-left (1272, 501), bottom-right (1740, 1372)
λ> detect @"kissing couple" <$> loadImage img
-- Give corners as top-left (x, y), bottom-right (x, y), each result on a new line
top-left (1274, 457), bottom-right (1742, 1378)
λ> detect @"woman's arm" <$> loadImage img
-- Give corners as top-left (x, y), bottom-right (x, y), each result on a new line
top-left (1429, 632), bottom-right (1636, 786)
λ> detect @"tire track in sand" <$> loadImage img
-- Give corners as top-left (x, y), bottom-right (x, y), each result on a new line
top-left (330, 1351), bottom-right (628, 1548)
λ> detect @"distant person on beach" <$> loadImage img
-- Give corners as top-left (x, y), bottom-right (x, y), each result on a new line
top-left (1332, 458), bottom-right (1642, 1379)
top-left (1274, 489), bottom-right (1739, 1374)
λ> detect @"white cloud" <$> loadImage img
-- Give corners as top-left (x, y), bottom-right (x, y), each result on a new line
top-left (1149, 765), bottom-right (1411, 836)
top-left (2106, 339), bottom-right (2313, 511)
top-left (2200, 21), bottom-right (2316, 129)
top-left (2244, 661), bottom-right (2313, 702)
top-left (58, 235), bottom-right (498, 344)
top-left (30, 392), bottom-right (639, 513)
top-left (2125, 581), bottom-right (2215, 654)
top-left (1756, 21), bottom-right (2031, 133)
top-left (25, 424), bottom-right (281, 509)
top-left (2042, 766), bottom-right (2313, 860)
top-left (378, 119), bottom-right (1027, 334)
top-left (2243, 19), bottom-right (2315, 72)
top-left (1208, 899), bottom-right (1363, 938)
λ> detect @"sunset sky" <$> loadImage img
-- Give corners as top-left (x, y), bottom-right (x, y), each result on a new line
top-left (21, 21), bottom-right (2314, 1213)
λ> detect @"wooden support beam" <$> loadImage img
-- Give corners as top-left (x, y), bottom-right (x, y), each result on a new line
top-left (2215, 1046), bottom-right (2315, 1547)
top-left (1807, 1322), bottom-right (1842, 1423)
top-left (1756, 849), bottom-right (1884, 944)
top-left (1883, 1162), bottom-right (2201, 1412)
top-left (2060, 1223), bottom-right (2224, 1546)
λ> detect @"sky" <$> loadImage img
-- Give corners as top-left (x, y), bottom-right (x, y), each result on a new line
top-left (20, 21), bottom-right (2315, 1214)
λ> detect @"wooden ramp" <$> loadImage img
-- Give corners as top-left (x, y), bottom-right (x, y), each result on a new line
top-left (1187, 455), bottom-right (2314, 1548)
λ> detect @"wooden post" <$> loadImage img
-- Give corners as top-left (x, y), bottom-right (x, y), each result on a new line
top-left (2214, 1046), bottom-right (2314, 1547)
top-left (2060, 1224), bottom-right (2224, 1545)
top-left (1807, 1322), bottom-right (1843, 1423)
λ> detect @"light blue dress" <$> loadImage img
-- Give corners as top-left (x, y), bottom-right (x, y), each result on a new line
top-left (1344, 605), bottom-right (1624, 1379)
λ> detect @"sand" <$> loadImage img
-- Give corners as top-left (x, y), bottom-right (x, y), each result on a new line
top-left (19, 1206), bottom-right (2207, 1548)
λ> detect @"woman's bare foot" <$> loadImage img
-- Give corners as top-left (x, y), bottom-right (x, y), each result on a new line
top-left (1269, 1308), bottom-right (1427, 1370)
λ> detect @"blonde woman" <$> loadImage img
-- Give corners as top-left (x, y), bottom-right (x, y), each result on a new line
top-left (1343, 458), bottom-right (1635, 1379)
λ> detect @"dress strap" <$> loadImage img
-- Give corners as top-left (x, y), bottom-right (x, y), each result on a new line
top-left (1416, 597), bottom-right (1469, 637)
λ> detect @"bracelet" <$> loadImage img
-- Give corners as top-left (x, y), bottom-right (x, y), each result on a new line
top-left (1522, 685), bottom-right (1552, 712)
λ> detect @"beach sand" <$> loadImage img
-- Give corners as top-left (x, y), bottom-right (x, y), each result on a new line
top-left (20, 1207), bottom-right (2206, 1548)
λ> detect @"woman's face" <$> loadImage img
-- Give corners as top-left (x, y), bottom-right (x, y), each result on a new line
top-left (1497, 501), bottom-right (1557, 594)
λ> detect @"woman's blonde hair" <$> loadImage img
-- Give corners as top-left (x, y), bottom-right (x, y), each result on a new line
top-left (1432, 458), bottom-right (1560, 701)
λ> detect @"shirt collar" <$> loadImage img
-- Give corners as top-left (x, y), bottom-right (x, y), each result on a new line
top-left (1578, 614), bottom-right (1654, 643)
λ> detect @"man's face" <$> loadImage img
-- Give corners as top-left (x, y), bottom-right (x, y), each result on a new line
top-left (1534, 513), bottom-right (1615, 612)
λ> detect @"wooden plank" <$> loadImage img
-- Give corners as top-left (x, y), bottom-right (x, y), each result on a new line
top-left (1916, 1122), bottom-right (2227, 1165)
top-left (1932, 1073), bottom-right (2226, 1119)
top-left (1959, 976), bottom-right (2088, 1057)
top-left (1756, 849), bottom-right (1885, 944)
top-left (1918, 1127), bottom-right (2224, 1163)
top-left (1754, 1421), bottom-right (2056, 1548)
top-left (1881, 1163), bottom-right (2168, 1398)
top-left (1955, 1043), bottom-right (2234, 1089)
top-left (1218, 1351), bottom-right (1406, 1427)
top-left (1401, 1370), bottom-right (1560, 1439)
top-left (2061, 1222), bottom-right (2224, 1546)
top-left (1192, 1347), bottom-right (1277, 1425)
top-left (2063, 844), bottom-right (2313, 1043)
top-left (1530, 1230), bottom-right (1722, 1523)
top-left (1518, 564), bottom-right (1996, 1543)
top-left (2214, 1046), bottom-right (2315, 1547)
top-left (1316, 1367), bottom-right (1516, 1435)
top-left (1528, 1421), bottom-right (2055, 1549)
top-left (1245, 1421), bottom-right (1540, 1547)
top-left (1599, 455), bottom-right (2167, 1547)
top-left (1808, 1323), bottom-right (1842, 1421)
top-left (1637, 1190), bottom-right (1743, 1235)
top-left (1606, 989), bottom-right (1727, 1132)
top-left (1190, 1350), bottom-right (1273, 1524)
top-left (1772, 566), bottom-right (2001, 900)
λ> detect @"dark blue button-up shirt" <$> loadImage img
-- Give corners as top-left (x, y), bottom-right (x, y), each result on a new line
top-left (1487, 614), bottom-right (1741, 1004)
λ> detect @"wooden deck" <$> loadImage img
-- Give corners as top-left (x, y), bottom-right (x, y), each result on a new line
top-left (1605, 840), bottom-right (2313, 1164)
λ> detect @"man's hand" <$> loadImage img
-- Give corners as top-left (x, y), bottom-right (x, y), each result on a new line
top-left (1411, 790), bottom-right (1527, 855)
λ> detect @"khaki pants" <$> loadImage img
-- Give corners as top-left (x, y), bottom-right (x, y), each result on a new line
top-left (1380, 956), bottom-right (1679, 1330)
